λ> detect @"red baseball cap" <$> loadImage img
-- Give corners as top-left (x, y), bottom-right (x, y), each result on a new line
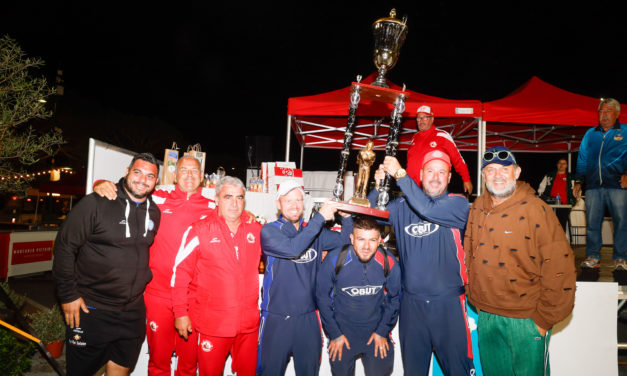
top-left (422, 149), bottom-right (451, 168)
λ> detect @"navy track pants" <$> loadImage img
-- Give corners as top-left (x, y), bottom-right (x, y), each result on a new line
top-left (257, 310), bottom-right (323, 376)
top-left (399, 293), bottom-right (474, 376)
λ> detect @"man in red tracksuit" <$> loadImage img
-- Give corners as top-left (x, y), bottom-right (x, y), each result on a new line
top-left (406, 105), bottom-right (473, 195)
top-left (94, 156), bottom-right (214, 376)
top-left (172, 176), bottom-right (262, 376)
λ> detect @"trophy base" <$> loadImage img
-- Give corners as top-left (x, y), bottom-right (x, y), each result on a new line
top-left (335, 201), bottom-right (389, 219)
top-left (348, 197), bottom-right (371, 207)
top-left (371, 77), bottom-right (389, 88)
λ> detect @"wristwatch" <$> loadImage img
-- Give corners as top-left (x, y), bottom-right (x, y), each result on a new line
top-left (394, 168), bottom-right (407, 180)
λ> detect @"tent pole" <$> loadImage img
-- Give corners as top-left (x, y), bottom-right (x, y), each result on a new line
top-left (34, 191), bottom-right (40, 227)
top-left (285, 115), bottom-right (292, 161)
top-left (300, 144), bottom-right (304, 169)
top-left (567, 142), bottom-right (572, 173)
top-left (477, 117), bottom-right (486, 195)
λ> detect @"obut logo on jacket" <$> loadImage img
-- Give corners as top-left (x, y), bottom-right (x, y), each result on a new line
top-left (405, 222), bottom-right (439, 237)
top-left (292, 248), bottom-right (317, 263)
top-left (341, 285), bottom-right (383, 297)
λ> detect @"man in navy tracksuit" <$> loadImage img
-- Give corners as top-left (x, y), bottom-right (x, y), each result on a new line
top-left (316, 216), bottom-right (401, 376)
top-left (369, 150), bottom-right (475, 375)
top-left (257, 180), bottom-right (353, 376)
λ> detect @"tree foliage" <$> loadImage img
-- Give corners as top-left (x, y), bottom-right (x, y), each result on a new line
top-left (0, 35), bottom-right (64, 193)
top-left (0, 328), bottom-right (36, 375)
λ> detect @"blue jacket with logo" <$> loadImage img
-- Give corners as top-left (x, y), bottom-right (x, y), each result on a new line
top-left (575, 122), bottom-right (626, 189)
top-left (260, 213), bottom-right (352, 316)
top-left (368, 176), bottom-right (469, 299)
top-left (316, 246), bottom-right (401, 340)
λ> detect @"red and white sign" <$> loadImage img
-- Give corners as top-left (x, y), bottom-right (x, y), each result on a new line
top-left (261, 162), bottom-right (305, 194)
top-left (11, 240), bottom-right (53, 265)
top-left (273, 166), bottom-right (303, 178)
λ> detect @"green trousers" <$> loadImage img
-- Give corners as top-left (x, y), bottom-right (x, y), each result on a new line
top-left (477, 311), bottom-right (551, 376)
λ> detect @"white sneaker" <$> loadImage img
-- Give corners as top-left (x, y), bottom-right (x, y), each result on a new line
top-left (581, 257), bottom-right (600, 269)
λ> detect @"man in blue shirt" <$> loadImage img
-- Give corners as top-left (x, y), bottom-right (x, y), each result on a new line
top-left (369, 150), bottom-right (475, 375)
top-left (316, 215), bottom-right (401, 376)
top-left (257, 180), bottom-right (353, 376)
top-left (575, 98), bottom-right (627, 271)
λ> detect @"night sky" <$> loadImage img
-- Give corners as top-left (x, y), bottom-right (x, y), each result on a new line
top-left (3, 2), bottom-right (626, 188)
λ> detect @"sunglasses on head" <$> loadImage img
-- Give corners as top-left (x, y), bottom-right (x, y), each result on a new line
top-left (483, 150), bottom-right (515, 162)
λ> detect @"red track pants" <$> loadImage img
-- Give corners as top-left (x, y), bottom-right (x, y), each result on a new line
top-left (197, 331), bottom-right (257, 376)
top-left (145, 293), bottom-right (198, 376)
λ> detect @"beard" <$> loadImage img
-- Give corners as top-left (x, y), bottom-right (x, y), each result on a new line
top-left (485, 179), bottom-right (517, 199)
top-left (124, 177), bottom-right (150, 200)
top-left (356, 250), bottom-right (376, 263)
top-left (423, 179), bottom-right (446, 197)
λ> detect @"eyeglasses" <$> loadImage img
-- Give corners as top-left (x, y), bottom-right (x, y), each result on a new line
top-left (483, 150), bottom-right (516, 163)
top-left (417, 116), bottom-right (433, 121)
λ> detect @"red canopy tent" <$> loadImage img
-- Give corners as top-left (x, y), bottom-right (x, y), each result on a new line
top-left (285, 73), bottom-right (482, 165)
top-left (480, 76), bottom-right (627, 153)
top-left (285, 74), bottom-right (624, 193)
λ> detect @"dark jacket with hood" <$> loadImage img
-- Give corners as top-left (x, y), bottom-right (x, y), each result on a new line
top-left (53, 178), bottom-right (161, 310)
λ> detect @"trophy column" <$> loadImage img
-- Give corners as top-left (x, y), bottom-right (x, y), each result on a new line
top-left (376, 93), bottom-right (406, 210)
top-left (329, 80), bottom-right (408, 219)
top-left (333, 84), bottom-right (361, 201)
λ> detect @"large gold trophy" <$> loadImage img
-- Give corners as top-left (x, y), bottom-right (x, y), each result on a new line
top-left (371, 9), bottom-right (408, 88)
top-left (331, 9), bottom-right (409, 218)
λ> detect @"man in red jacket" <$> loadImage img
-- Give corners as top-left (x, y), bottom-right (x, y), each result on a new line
top-left (172, 176), bottom-right (262, 376)
top-left (406, 105), bottom-right (473, 195)
top-left (143, 156), bottom-right (215, 376)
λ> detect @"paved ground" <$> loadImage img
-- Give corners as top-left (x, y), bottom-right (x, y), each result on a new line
top-left (5, 244), bottom-right (627, 375)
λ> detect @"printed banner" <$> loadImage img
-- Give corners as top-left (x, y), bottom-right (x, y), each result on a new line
top-left (11, 240), bottom-right (53, 265)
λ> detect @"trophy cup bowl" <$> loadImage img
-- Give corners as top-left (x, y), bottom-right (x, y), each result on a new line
top-left (371, 9), bottom-right (408, 88)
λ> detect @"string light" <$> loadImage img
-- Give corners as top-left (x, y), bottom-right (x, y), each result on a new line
top-left (0, 168), bottom-right (74, 181)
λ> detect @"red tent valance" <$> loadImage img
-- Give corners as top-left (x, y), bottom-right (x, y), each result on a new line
top-left (287, 73), bottom-right (481, 151)
top-left (483, 76), bottom-right (626, 126)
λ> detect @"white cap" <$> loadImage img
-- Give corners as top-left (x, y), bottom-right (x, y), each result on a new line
top-left (276, 180), bottom-right (304, 200)
top-left (416, 105), bottom-right (433, 116)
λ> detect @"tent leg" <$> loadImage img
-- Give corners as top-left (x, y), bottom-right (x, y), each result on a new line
top-left (285, 115), bottom-right (292, 162)
top-left (477, 118), bottom-right (486, 196)
top-left (299, 144), bottom-right (304, 169)
top-left (568, 142), bottom-right (572, 173)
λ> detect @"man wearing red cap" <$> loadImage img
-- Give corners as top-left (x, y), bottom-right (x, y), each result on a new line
top-left (406, 105), bottom-right (473, 195)
top-left (369, 149), bottom-right (475, 375)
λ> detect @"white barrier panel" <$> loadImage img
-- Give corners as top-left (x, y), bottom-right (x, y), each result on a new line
top-left (133, 281), bottom-right (617, 376)
top-left (5, 230), bottom-right (57, 278)
top-left (550, 281), bottom-right (617, 376)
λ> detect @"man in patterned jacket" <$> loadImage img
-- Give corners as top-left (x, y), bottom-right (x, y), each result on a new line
top-left (465, 146), bottom-right (575, 375)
